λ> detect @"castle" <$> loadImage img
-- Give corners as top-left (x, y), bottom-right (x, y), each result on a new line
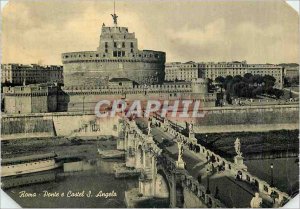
top-left (1, 10), bottom-right (210, 114)
top-left (62, 11), bottom-right (165, 87)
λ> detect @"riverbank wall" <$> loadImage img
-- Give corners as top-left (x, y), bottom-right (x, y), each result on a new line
top-left (1, 104), bottom-right (298, 140)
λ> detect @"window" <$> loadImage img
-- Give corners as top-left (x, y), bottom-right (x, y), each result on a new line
top-left (114, 42), bottom-right (117, 47)
top-left (131, 42), bottom-right (134, 48)
top-left (105, 42), bottom-right (108, 48)
top-left (122, 42), bottom-right (125, 48)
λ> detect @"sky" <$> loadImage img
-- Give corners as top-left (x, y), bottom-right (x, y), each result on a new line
top-left (1, 0), bottom-right (299, 65)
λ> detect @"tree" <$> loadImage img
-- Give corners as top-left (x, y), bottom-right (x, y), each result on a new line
top-left (263, 75), bottom-right (276, 88)
top-left (252, 75), bottom-right (264, 84)
top-left (207, 78), bottom-right (214, 92)
top-left (233, 75), bottom-right (243, 83)
top-left (233, 81), bottom-right (247, 97)
top-left (291, 76), bottom-right (299, 85)
top-left (273, 88), bottom-right (284, 99)
top-left (225, 75), bottom-right (233, 81)
top-left (215, 76), bottom-right (225, 84)
top-left (284, 77), bottom-right (291, 87)
top-left (244, 73), bottom-right (253, 79)
top-left (223, 76), bottom-right (233, 90)
top-left (252, 86), bottom-right (263, 98)
top-left (226, 92), bottom-right (232, 104)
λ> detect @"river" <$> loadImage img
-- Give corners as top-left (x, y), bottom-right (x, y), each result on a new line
top-left (3, 159), bottom-right (139, 208)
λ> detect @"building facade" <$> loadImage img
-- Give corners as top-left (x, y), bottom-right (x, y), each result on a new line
top-left (62, 14), bottom-right (165, 87)
top-left (165, 61), bottom-right (199, 81)
top-left (1, 64), bottom-right (63, 86)
top-left (203, 61), bottom-right (283, 88)
top-left (283, 66), bottom-right (299, 79)
top-left (165, 61), bottom-right (283, 88)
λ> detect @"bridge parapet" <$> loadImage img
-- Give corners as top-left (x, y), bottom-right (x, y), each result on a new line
top-left (180, 174), bottom-right (225, 208)
top-left (156, 153), bottom-right (225, 208)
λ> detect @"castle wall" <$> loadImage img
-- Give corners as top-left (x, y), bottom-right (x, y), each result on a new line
top-left (1, 117), bottom-right (54, 139)
top-left (4, 95), bottom-right (32, 114)
top-left (63, 58), bottom-right (165, 86)
top-left (57, 86), bottom-right (211, 113)
top-left (3, 85), bottom-right (59, 114)
top-left (47, 94), bottom-right (58, 112)
top-left (1, 113), bottom-right (119, 140)
top-left (194, 105), bottom-right (299, 126)
top-left (31, 95), bottom-right (48, 113)
top-left (169, 105), bottom-right (299, 133)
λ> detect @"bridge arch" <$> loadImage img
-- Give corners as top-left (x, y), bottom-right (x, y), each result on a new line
top-left (155, 170), bottom-right (170, 199)
top-left (156, 165), bottom-right (184, 208)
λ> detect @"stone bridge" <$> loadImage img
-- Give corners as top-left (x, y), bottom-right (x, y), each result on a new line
top-left (151, 114), bottom-right (292, 207)
top-left (116, 117), bottom-right (225, 208)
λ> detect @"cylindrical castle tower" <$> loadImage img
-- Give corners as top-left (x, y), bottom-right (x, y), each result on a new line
top-left (62, 13), bottom-right (165, 87)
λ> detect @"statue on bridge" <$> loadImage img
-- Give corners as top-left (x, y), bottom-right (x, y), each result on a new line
top-left (250, 193), bottom-right (263, 208)
top-left (147, 120), bottom-right (151, 135)
top-left (234, 137), bottom-right (242, 156)
top-left (176, 140), bottom-right (185, 169)
top-left (188, 123), bottom-right (195, 138)
top-left (234, 138), bottom-right (247, 170)
top-left (188, 123), bottom-right (194, 133)
top-left (178, 141), bottom-right (184, 160)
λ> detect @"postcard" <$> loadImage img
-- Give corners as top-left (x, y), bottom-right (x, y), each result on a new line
top-left (1, 0), bottom-right (299, 208)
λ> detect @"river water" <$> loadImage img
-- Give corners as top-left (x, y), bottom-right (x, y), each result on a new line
top-left (4, 159), bottom-right (139, 208)
top-left (244, 157), bottom-right (299, 196)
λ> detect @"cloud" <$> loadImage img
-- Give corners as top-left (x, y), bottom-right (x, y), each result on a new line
top-left (1, 0), bottom-right (299, 65)
top-left (167, 19), bottom-right (226, 47)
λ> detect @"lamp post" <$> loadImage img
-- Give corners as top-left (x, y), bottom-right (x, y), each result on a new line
top-left (83, 95), bottom-right (85, 113)
top-left (206, 170), bottom-right (210, 194)
top-left (270, 163), bottom-right (274, 187)
top-left (206, 158), bottom-right (211, 194)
